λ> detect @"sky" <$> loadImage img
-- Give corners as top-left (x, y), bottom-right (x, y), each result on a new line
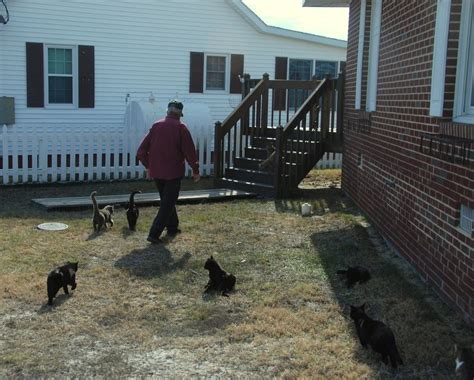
top-left (242, 0), bottom-right (349, 41)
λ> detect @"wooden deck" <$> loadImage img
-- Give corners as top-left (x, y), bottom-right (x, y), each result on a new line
top-left (32, 188), bottom-right (256, 210)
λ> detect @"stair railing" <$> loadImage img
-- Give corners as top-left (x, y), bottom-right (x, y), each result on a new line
top-left (274, 76), bottom-right (337, 197)
top-left (214, 73), bottom-right (269, 178)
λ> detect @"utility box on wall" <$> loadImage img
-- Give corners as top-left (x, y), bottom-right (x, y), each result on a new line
top-left (0, 97), bottom-right (15, 125)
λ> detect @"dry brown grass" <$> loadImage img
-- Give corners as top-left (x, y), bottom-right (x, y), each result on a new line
top-left (0, 170), bottom-right (472, 378)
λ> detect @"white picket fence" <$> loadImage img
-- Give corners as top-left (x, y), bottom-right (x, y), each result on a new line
top-left (0, 124), bottom-right (214, 185)
top-left (0, 124), bottom-right (341, 185)
top-left (316, 152), bottom-right (343, 169)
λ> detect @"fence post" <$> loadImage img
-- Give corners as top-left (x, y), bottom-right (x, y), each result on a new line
top-left (38, 137), bottom-right (47, 183)
top-left (274, 125), bottom-right (284, 198)
top-left (2, 125), bottom-right (8, 184)
top-left (214, 121), bottom-right (222, 180)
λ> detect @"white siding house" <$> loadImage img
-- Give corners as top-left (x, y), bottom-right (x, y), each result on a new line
top-left (0, 0), bottom-right (346, 183)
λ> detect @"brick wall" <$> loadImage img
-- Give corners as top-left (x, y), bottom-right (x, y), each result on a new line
top-left (342, 0), bottom-right (473, 326)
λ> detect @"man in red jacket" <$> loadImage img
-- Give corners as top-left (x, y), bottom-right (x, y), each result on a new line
top-left (137, 100), bottom-right (200, 244)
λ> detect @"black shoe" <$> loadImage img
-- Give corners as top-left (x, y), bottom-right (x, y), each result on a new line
top-left (147, 236), bottom-right (163, 244)
top-left (167, 229), bottom-right (181, 237)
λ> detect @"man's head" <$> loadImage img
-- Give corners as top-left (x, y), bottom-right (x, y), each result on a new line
top-left (167, 100), bottom-right (184, 117)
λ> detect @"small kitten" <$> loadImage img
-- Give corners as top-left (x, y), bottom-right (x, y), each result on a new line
top-left (47, 262), bottom-right (78, 305)
top-left (91, 191), bottom-right (114, 231)
top-left (126, 190), bottom-right (141, 231)
top-left (350, 303), bottom-right (403, 368)
top-left (258, 142), bottom-right (276, 171)
top-left (455, 344), bottom-right (474, 379)
top-left (204, 255), bottom-right (236, 297)
top-left (337, 266), bottom-right (371, 288)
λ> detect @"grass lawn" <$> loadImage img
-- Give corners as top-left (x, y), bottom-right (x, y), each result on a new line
top-left (0, 170), bottom-right (471, 378)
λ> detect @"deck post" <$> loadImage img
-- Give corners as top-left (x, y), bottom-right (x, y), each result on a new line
top-left (261, 73), bottom-right (269, 135)
top-left (213, 121), bottom-right (222, 180)
top-left (274, 125), bottom-right (284, 198)
top-left (336, 69), bottom-right (345, 143)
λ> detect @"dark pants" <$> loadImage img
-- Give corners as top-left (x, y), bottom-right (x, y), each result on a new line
top-left (148, 178), bottom-right (181, 239)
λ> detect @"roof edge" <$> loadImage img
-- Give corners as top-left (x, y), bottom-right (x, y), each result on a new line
top-left (227, 0), bottom-right (347, 48)
top-left (302, 0), bottom-right (350, 7)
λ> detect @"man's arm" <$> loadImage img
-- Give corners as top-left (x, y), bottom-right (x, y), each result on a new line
top-left (136, 130), bottom-right (152, 169)
top-left (180, 126), bottom-right (200, 180)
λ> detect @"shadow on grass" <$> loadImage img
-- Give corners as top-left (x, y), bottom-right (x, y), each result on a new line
top-left (274, 188), bottom-right (355, 215)
top-left (37, 293), bottom-right (75, 314)
top-left (114, 246), bottom-right (191, 278)
top-left (121, 226), bottom-right (135, 239)
top-left (310, 224), bottom-right (462, 377)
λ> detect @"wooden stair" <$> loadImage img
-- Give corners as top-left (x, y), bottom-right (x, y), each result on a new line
top-left (214, 72), bottom-right (345, 198)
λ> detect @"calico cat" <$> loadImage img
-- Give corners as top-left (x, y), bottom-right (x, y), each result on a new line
top-left (126, 190), bottom-right (141, 231)
top-left (455, 344), bottom-right (474, 379)
top-left (47, 262), bottom-right (78, 306)
top-left (350, 303), bottom-right (403, 368)
top-left (258, 142), bottom-right (276, 171)
top-left (337, 266), bottom-right (371, 288)
top-left (204, 255), bottom-right (236, 297)
top-left (90, 191), bottom-right (114, 231)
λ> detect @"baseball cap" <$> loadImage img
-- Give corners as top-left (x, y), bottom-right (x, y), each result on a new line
top-left (167, 99), bottom-right (184, 116)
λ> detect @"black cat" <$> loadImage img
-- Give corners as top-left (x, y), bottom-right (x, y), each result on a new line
top-left (47, 262), bottom-right (78, 306)
top-left (455, 344), bottom-right (474, 380)
top-left (337, 266), bottom-right (371, 288)
top-left (204, 255), bottom-right (236, 297)
top-left (350, 303), bottom-right (403, 368)
top-left (126, 190), bottom-right (141, 231)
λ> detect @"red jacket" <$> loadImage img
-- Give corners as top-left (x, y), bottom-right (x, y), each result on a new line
top-left (136, 115), bottom-right (199, 180)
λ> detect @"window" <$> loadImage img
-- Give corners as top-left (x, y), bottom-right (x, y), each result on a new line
top-left (460, 204), bottom-right (474, 236)
top-left (289, 59), bottom-right (312, 80)
top-left (288, 59), bottom-right (312, 107)
top-left (205, 55), bottom-right (227, 91)
top-left (454, 0), bottom-right (474, 123)
top-left (315, 60), bottom-right (338, 80)
top-left (45, 46), bottom-right (75, 105)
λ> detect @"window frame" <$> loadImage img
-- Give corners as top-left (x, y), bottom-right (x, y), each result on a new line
top-left (288, 57), bottom-right (313, 108)
top-left (454, 0), bottom-right (474, 124)
top-left (204, 53), bottom-right (229, 93)
top-left (43, 44), bottom-right (78, 108)
top-left (314, 60), bottom-right (339, 80)
top-left (288, 57), bottom-right (313, 81)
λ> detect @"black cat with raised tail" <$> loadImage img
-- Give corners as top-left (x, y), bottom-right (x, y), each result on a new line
top-left (47, 262), bottom-right (78, 306)
top-left (126, 190), bottom-right (141, 231)
top-left (350, 303), bottom-right (403, 368)
top-left (204, 255), bottom-right (236, 297)
top-left (337, 266), bottom-right (371, 288)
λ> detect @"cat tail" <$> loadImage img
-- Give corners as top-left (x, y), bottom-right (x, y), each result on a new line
top-left (129, 191), bottom-right (141, 208)
top-left (90, 191), bottom-right (99, 215)
top-left (388, 346), bottom-right (403, 368)
top-left (336, 270), bottom-right (347, 274)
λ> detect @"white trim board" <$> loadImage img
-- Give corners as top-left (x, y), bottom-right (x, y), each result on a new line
top-left (366, 0), bottom-right (382, 112)
top-left (430, 0), bottom-right (451, 117)
top-left (355, 0), bottom-right (366, 110)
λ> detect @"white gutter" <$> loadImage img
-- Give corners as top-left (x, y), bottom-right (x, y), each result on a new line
top-left (366, 0), bottom-right (382, 112)
top-left (355, 0), bottom-right (366, 109)
top-left (430, 0), bottom-right (451, 117)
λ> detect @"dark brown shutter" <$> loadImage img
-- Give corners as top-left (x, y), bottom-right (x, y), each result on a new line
top-left (274, 57), bottom-right (288, 111)
top-left (78, 45), bottom-right (95, 108)
top-left (26, 42), bottom-right (44, 107)
top-left (229, 54), bottom-right (244, 94)
top-left (189, 52), bottom-right (204, 93)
